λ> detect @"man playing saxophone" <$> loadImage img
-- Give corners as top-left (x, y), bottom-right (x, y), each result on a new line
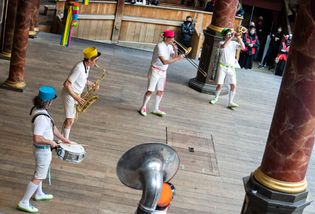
top-left (62, 47), bottom-right (101, 139)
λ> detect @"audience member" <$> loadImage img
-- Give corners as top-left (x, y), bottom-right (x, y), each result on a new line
top-left (204, 0), bottom-right (215, 12)
top-left (239, 26), bottom-right (259, 69)
top-left (181, 16), bottom-right (195, 47)
top-left (259, 26), bottom-right (283, 69)
top-left (275, 34), bottom-right (291, 76)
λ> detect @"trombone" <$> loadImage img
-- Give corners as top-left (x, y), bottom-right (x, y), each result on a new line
top-left (174, 40), bottom-right (208, 77)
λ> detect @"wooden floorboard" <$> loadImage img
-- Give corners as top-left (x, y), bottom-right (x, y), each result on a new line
top-left (0, 33), bottom-right (315, 213)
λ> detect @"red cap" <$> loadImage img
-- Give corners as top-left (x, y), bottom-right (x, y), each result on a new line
top-left (163, 30), bottom-right (175, 38)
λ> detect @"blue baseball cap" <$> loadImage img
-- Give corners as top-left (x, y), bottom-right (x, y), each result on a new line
top-left (38, 86), bottom-right (57, 102)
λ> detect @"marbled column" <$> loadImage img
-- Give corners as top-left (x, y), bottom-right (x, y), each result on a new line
top-left (3, 0), bottom-right (34, 90)
top-left (0, 0), bottom-right (18, 58)
top-left (210, 0), bottom-right (238, 30)
top-left (256, 0), bottom-right (315, 189)
top-left (30, 0), bottom-right (40, 33)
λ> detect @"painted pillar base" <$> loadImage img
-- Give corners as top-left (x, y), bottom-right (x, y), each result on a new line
top-left (188, 29), bottom-right (228, 95)
top-left (29, 30), bottom-right (38, 39)
top-left (241, 175), bottom-right (312, 214)
top-left (0, 51), bottom-right (12, 60)
top-left (188, 78), bottom-right (228, 95)
top-left (1, 79), bottom-right (26, 92)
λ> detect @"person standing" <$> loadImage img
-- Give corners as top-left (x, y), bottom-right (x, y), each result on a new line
top-left (138, 29), bottom-right (184, 117)
top-left (181, 16), bottom-right (194, 47)
top-left (239, 26), bottom-right (259, 69)
top-left (209, 28), bottom-right (245, 110)
top-left (62, 47), bottom-right (101, 139)
top-left (259, 26), bottom-right (283, 69)
top-left (17, 86), bottom-right (70, 213)
top-left (255, 16), bottom-right (266, 61)
top-left (275, 35), bottom-right (291, 76)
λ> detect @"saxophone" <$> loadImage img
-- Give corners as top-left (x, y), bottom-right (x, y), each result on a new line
top-left (76, 64), bottom-right (107, 115)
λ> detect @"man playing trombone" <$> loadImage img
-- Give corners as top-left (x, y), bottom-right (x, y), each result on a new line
top-left (209, 28), bottom-right (245, 110)
top-left (139, 30), bottom-right (184, 117)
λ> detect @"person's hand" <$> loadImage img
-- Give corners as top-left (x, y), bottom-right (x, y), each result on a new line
top-left (51, 141), bottom-right (58, 148)
top-left (62, 139), bottom-right (71, 144)
top-left (179, 54), bottom-right (185, 60)
top-left (93, 82), bottom-right (100, 90)
top-left (76, 96), bottom-right (86, 106)
top-left (249, 44), bottom-right (253, 47)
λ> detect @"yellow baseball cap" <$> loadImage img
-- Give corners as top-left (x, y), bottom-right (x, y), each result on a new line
top-left (83, 47), bottom-right (101, 59)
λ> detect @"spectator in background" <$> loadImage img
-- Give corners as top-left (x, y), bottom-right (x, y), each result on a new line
top-left (248, 21), bottom-right (255, 28)
top-left (255, 16), bottom-right (264, 41)
top-left (236, 2), bottom-right (245, 17)
top-left (149, 0), bottom-right (159, 5)
top-left (239, 26), bottom-right (259, 69)
top-left (204, 0), bottom-right (215, 12)
top-left (259, 26), bottom-right (283, 69)
top-left (275, 34), bottom-right (291, 76)
top-left (131, 0), bottom-right (147, 5)
top-left (255, 16), bottom-right (265, 61)
top-left (181, 16), bottom-right (195, 47)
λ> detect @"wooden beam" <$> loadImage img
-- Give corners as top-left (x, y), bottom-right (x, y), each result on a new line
top-left (122, 16), bottom-right (182, 26)
top-left (111, 0), bottom-right (124, 43)
top-left (78, 14), bottom-right (115, 20)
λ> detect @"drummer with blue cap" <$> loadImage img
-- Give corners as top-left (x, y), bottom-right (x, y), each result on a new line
top-left (17, 86), bottom-right (70, 213)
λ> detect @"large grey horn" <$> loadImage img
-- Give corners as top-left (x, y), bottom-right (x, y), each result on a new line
top-left (117, 143), bottom-right (180, 213)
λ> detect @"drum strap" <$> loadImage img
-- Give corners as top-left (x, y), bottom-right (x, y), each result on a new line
top-left (31, 113), bottom-right (55, 128)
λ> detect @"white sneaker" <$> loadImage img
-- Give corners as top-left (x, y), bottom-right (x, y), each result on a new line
top-left (34, 193), bottom-right (54, 201)
top-left (228, 102), bottom-right (239, 108)
top-left (138, 107), bottom-right (147, 116)
top-left (152, 110), bottom-right (166, 117)
top-left (209, 97), bottom-right (218, 104)
top-left (17, 202), bottom-right (38, 213)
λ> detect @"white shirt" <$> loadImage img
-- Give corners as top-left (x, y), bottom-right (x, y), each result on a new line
top-left (151, 42), bottom-right (175, 71)
top-left (67, 61), bottom-right (90, 94)
top-left (218, 40), bottom-right (240, 66)
top-left (32, 109), bottom-right (54, 141)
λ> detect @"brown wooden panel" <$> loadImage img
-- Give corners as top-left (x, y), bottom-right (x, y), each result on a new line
top-left (119, 21), bottom-right (128, 41)
top-left (133, 22), bottom-right (142, 42)
top-left (57, 1), bottom-right (242, 48)
top-left (144, 24), bottom-right (155, 43)
top-left (89, 20), bottom-right (99, 40)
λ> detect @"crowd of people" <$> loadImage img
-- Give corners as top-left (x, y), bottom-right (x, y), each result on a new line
top-left (236, 17), bottom-right (292, 77)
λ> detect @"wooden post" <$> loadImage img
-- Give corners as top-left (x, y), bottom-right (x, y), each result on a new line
top-left (29, 0), bottom-right (40, 38)
top-left (1, 0), bottom-right (35, 91)
top-left (0, 0), bottom-right (18, 59)
top-left (111, 0), bottom-right (125, 43)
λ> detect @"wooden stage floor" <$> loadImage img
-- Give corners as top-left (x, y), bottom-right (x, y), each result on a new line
top-left (0, 33), bottom-right (314, 214)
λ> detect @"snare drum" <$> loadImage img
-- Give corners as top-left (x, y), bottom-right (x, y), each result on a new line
top-left (56, 143), bottom-right (86, 163)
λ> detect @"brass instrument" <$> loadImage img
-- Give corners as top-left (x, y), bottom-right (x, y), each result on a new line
top-left (173, 40), bottom-right (192, 55)
top-left (236, 25), bottom-right (248, 37)
top-left (76, 64), bottom-right (107, 115)
top-left (160, 34), bottom-right (208, 77)
top-left (174, 40), bottom-right (208, 77)
top-left (117, 143), bottom-right (180, 213)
